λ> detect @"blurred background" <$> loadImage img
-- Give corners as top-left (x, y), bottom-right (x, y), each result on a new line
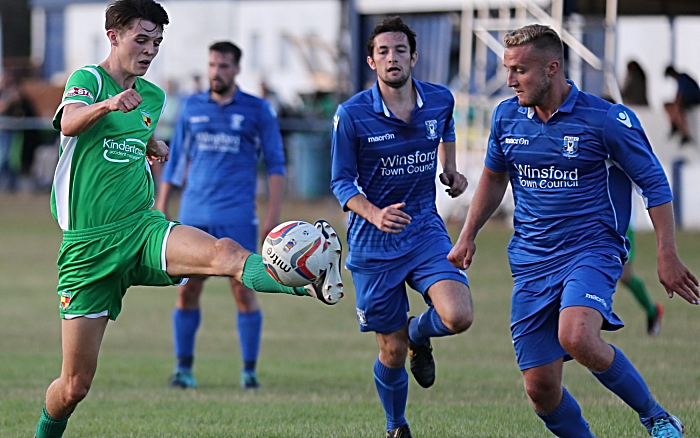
top-left (1, 0), bottom-right (700, 229)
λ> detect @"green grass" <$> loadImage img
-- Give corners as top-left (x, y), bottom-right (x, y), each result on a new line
top-left (1, 193), bottom-right (699, 437)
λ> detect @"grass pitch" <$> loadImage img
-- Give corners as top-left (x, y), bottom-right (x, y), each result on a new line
top-left (0, 193), bottom-right (699, 437)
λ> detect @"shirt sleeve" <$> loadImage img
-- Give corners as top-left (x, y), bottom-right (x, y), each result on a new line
top-left (52, 68), bottom-right (101, 130)
top-left (259, 100), bottom-right (286, 176)
top-left (330, 104), bottom-right (361, 211)
top-left (441, 93), bottom-right (456, 143)
top-left (484, 105), bottom-right (507, 172)
top-left (602, 104), bottom-right (673, 208)
top-left (161, 99), bottom-right (191, 187)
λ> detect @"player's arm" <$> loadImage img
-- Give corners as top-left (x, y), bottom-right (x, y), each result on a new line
top-left (448, 108), bottom-right (508, 269)
top-left (261, 174), bottom-right (286, 239)
top-left (448, 167), bottom-right (509, 269)
top-left (155, 181), bottom-right (176, 220)
top-left (60, 89), bottom-right (142, 137)
top-left (156, 101), bottom-right (189, 220)
top-left (259, 100), bottom-right (287, 239)
top-left (437, 97), bottom-right (467, 198)
top-left (438, 141), bottom-right (467, 198)
top-left (647, 202), bottom-right (699, 304)
top-left (601, 105), bottom-right (698, 302)
top-left (346, 195), bottom-right (411, 234)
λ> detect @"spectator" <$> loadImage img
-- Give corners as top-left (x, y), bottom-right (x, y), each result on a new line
top-left (0, 73), bottom-right (24, 191)
top-left (620, 61), bottom-right (648, 106)
top-left (663, 65), bottom-right (700, 144)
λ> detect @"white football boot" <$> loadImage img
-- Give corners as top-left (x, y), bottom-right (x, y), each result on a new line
top-left (305, 220), bottom-right (344, 304)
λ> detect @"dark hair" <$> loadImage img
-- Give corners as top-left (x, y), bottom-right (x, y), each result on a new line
top-left (366, 16), bottom-right (417, 56)
top-left (665, 65), bottom-right (678, 77)
top-left (504, 24), bottom-right (564, 63)
top-left (209, 41), bottom-right (243, 65)
top-left (105, 0), bottom-right (169, 33)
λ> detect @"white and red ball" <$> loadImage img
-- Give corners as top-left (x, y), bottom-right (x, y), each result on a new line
top-left (262, 221), bottom-right (330, 287)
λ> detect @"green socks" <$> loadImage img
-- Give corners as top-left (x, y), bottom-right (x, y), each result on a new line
top-left (35, 405), bottom-right (70, 438)
top-left (625, 275), bottom-right (657, 318)
top-left (241, 254), bottom-right (309, 297)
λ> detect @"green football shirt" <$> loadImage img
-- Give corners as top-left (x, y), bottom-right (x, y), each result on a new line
top-left (51, 65), bottom-right (166, 230)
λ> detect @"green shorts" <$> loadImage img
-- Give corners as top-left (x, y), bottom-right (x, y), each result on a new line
top-left (57, 209), bottom-right (186, 320)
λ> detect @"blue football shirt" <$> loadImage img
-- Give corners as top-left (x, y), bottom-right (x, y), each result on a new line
top-left (162, 89), bottom-right (286, 226)
top-left (331, 79), bottom-right (456, 272)
top-left (485, 80), bottom-right (672, 279)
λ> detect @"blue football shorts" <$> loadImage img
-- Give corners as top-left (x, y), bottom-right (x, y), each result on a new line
top-left (351, 237), bottom-right (469, 334)
top-left (511, 251), bottom-right (625, 371)
top-left (190, 222), bottom-right (258, 253)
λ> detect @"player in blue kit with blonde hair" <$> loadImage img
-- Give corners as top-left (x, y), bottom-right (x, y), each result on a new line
top-left (449, 24), bottom-right (698, 438)
top-left (157, 41), bottom-right (286, 390)
top-left (331, 16), bottom-right (473, 438)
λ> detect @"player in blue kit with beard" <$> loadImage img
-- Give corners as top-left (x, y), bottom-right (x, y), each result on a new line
top-left (448, 24), bottom-right (699, 438)
top-left (331, 16), bottom-right (473, 438)
top-left (156, 41), bottom-right (286, 390)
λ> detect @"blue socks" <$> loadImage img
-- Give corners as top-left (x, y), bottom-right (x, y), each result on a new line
top-left (238, 310), bottom-right (262, 373)
top-left (592, 345), bottom-right (666, 428)
top-left (173, 308), bottom-right (201, 371)
top-left (174, 308), bottom-right (263, 375)
top-left (537, 387), bottom-right (594, 438)
top-left (408, 307), bottom-right (454, 346)
top-left (374, 358), bottom-right (409, 431)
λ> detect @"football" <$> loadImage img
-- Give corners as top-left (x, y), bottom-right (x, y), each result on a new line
top-left (262, 221), bottom-right (330, 287)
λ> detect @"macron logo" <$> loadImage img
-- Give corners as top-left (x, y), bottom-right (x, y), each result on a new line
top-left (616, 111), bottom-right (632, 128)
top-left (368, 133), bottom-right (395, 143)
top-left (505, 137), bottom-right (530, 145)
top-left (585, 293), bottom-right (607, 308)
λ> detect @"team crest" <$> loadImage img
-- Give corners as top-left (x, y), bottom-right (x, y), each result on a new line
top-left (231, 114), bottom-right (245, 130)
top-left (356, 308), bottom-right (367, 326)
top-left (140, 110), bottom-right (152, 130)
top-left (60, 290), bottom-right (73, 311)
top-left (562, 136), bottom-right (580, 158)
top-left (425, 119), bottom-right (438, 140)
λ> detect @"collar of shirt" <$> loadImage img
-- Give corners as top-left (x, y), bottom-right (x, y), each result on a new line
top-left (526, 79), bottom-right (579, 119)
top-left (371, 78), bottom-right (425, 117)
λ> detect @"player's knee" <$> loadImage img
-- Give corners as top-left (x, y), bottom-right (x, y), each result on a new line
top-left (380, 343), bottom-right (409, 367)
top-left (63, 379), bottom-right (91, 406)
top-left (524, 376), bottom-right (559, 405)
top-left (211, 238), bottom-right (249, 276)
top-left (442, 310), bottom-right (473, 334)
top-left (558, 329), bottom-right (590, 358)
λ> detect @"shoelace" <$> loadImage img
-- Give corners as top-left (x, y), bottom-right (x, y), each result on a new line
top-left (651, 419), bottom-right (676, 437)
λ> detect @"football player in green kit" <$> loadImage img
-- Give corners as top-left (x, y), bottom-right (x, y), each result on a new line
top-left (34, 1), bottom-right (343, 437)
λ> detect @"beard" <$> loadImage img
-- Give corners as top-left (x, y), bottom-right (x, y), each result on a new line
top-left (210, 78), bottom-right (233, 95)
top-left (518, 73), bottom-right (550, 107)
top-left (381, 70), bottom-right (411, 89)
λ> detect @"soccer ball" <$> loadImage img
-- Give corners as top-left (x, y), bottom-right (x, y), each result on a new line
top-left (262, 221), bottom-right (330, 287)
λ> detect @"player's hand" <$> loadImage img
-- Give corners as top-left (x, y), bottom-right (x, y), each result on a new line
top-left (371, 202), bottom-right (411, 234)
top-left (105, 89), bottom-right (142, 113)
top-left (447, 238), bottom-right (476, 270)
top-left (657, 251), bottom-right (700, 304)
top-left (439, 171), bottom-right (468, 198)
top-left (147, 140), bottom-right (169, 165)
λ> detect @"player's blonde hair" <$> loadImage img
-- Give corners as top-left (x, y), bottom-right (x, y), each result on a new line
top-left (504, 24), bottom-right (564, 63)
